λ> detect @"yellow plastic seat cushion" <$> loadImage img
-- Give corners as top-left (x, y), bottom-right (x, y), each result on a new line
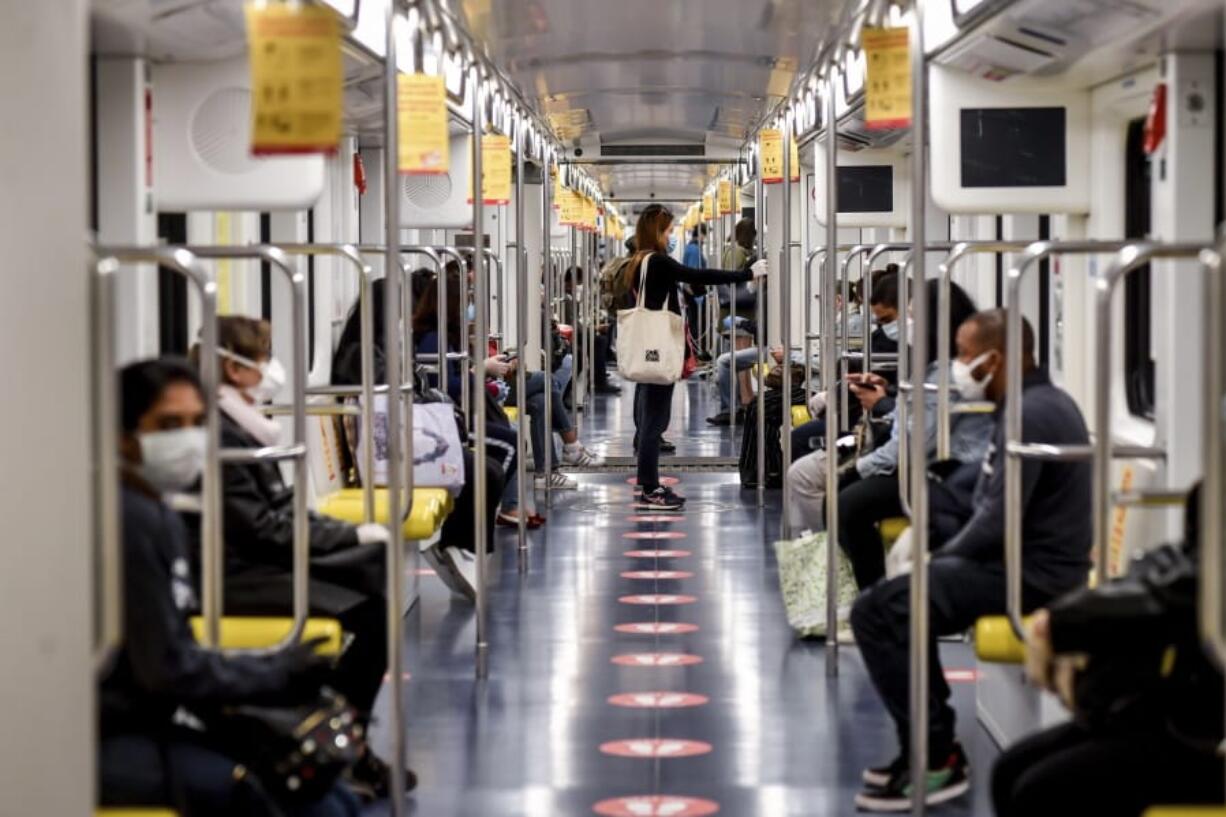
top-left (878, 517), bottom-right (909, 547)
top-left (97, 811), bottom-right (180, 817)
top-left (974, 615), bottom-right (1030, 664)
top-left (318, 487), bottom-right (452, 540)
top-left (790, 405), bottom-right (812, 427)
top-left (503, 406), bottom-right (519, 422)
top-left (188, 617), bottom-right (343, 655)
top-left (1143, 809), bottom-right (1226, 816)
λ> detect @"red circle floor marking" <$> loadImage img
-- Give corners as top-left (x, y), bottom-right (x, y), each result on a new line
top-left (627, 515), bottom-right (684, 523)
top-left (619, 594), bottom-right (697, 606)
top-left (607, 691), bottom-right (710, 709)
top-left (623, 530), bottom-right (688, 540)
top-left (600, 739), bottom-right (712, 758)
top-left (944, 669), bottom-right (980, 683)
top-left (381, 671), bottom-right (413, 682)
top-left (620, 570), bottom-right (694, 580)
top-left (593, 796), bottom-right (720, 816)
top-left (624, 549), bottom-right (692, 558)
top-left (626, 476), bottom-right (680, 487)
top-left (611, 652), bottom-right (703, 667)
top-left (614, 622), bottom-right (699, 635)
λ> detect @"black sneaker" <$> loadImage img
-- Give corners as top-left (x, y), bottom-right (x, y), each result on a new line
top-left (636, 486), bottom-right (686, 511)
top-left (345, 748), bottom-right (418, 802)
top-left (660, 437), bottom-right (676, 454)
top-left (706, 412), bottom-right (732, 426)
top-left (862, 743), bottom-right (965, 787)
top-left (596, 383), bottom-right (622, 395)
top-left (854, 748), bottom-right (969, 812)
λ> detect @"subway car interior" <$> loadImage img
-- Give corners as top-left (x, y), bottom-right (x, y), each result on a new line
top-left (7, 0), bottom-right (1226, 814)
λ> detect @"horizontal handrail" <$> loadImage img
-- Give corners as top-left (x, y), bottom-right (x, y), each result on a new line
top-left (219, 443), bottom-right (308, 464)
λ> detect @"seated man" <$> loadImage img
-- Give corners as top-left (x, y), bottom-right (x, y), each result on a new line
top-left (851, 310), bottom-right (1093, 811)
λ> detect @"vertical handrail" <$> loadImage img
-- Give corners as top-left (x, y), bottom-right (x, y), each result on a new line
top-left (569, 225), bottom-right (580, 411)
top-left (90, 247), bottom-right (212, 669)
top-left (803, 247), bottom-right (827, 404)
top-left (429, 245), bottom-right (471, 420)
top-left (1092, 242), bottom-right (1208, 580)
top-left (893, 251), bottom-right (916, 518)
top-left (822, 72), bottom-right (841, 676)
top-left (780, 126), bottom-right (794, 538)
top-left (1200, 244), bottom-right (1226, 670)
top-left (381, 7), bottom-right (408, 808)
top-left (180, 245), bottom-right (311, 654)
top-left (755, 169), bottom-right (767, 506)
top-left (513, 130), bottom-right (529, 563)
top-left (472, 81), bottom-right (491, 679)
top-left (542, 169), bottom-right (555, 508)
top-left (1004, 240), bottom-right (1132, 639)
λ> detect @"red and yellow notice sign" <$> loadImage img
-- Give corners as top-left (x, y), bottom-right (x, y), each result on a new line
top-left (245, 3), bottom-right (343, 155)
top-left (863, 26), bottom-right (913, 130)
top-left (467, 133), bottom-right (511, 204)
top-left (760, 129), bottom-right (783, 184)
top-left (559, 188), bottom-right (583, 226)
top-left (397, 74), bottom-right (449, 174)
top-left (718, 179), bottom-right (733, 215)
top-left (702, 193), bottom-right (714, 221)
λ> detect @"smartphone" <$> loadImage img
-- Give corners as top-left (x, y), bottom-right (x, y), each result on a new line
top-left (501, 350), bottom-right (519, 362)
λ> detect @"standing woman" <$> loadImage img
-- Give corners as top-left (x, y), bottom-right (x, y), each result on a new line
top-left (627, 204), bottom-right (767, 510)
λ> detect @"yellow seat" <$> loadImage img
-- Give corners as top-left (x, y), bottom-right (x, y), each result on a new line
top-left (318, 487), bottom-right (453, 540)
top-left (1143, 809), bottom-right (1226, 816)
top-left (878, 517), bottom-right (909, 547)
top-left (188, 617), bottom-right (344, 655)
top-left (790, 405), bottom-right (812, 427)
top-left (975, 615), bottom-right (1029, 664)
top-left (503, 406), bottom-right (519, 423)
top-left (97, 811), bottom-right (179, 817)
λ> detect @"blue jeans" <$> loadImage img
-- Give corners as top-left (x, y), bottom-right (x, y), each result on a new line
top-left (486, 421), bottom-right (520, 511)
top-left (512, 371), bottom-right (574, 474)
top-left (715, 347), bottom-right (760, 411)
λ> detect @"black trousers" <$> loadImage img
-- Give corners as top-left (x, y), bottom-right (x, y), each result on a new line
top-left (992, 721), bottom-right (1224, 817)
top-left (634, 382), bottom-right (675, 491)
top-left (838, 473), bottom-right (904, 589)
top-left (850, 556), bottom-right (1049, 761)
top-left (440, 448), bottom-right (505, 554)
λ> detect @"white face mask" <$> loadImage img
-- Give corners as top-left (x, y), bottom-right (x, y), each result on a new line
top-left (137, 427), bottom-right (206, 493)
top-left (881, 319), bottom-right (900, 341)
top-left (220, 349), bottom-right (285, 404)
top-left (952, 351), bottom-right (995, 401)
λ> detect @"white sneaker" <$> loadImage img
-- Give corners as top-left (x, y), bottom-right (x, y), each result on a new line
top-left (535, 471), bottom-right (578, 490)
top-left (421, 545), bottom-right (476, 601)
top-left (561, 445), bottom-right (604, 467)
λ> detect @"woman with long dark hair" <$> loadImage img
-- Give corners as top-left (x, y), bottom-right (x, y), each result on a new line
top-left (624, 204), bottom-right (767, 510)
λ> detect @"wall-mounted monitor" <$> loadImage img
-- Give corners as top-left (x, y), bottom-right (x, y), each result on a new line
top-left (931, 64), bottom-right (1089, 213)
top-left (813, 143), bottom-right (908, 227)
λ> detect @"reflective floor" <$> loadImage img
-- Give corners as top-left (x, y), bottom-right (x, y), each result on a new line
top-left (368, 376), bottom-right (998, 816)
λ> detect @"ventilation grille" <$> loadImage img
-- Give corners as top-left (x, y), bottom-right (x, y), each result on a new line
top-left (601, 144), bottom-right (706, 157)
top-left (402, 173), bottom-right (454, 209)
top-left (191, 87), bottom-right (260, 175)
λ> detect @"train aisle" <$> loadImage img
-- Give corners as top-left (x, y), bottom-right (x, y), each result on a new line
top-left (369, 381), bottom-right (997, 816)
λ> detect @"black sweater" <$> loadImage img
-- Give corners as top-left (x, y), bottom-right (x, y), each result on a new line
top-left (630, 252), bottom-right (753, 315)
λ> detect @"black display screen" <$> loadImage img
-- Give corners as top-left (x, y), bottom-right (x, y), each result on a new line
top-left (837, 165), bottom-right (894, 213)
top-left (960, 107), bottom-right (1067, 188)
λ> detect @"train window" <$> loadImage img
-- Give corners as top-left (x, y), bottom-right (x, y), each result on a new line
top-left (960, 107), bottom-right (1066, 188)
top-left (1123, 117), bottom-right (1155, 419)
top-left (157, 212), bottom-right (189, 355)
top-left (260, 211), bottom-right (317, 370)
top-left (836, 165), bottom-right (893, 213)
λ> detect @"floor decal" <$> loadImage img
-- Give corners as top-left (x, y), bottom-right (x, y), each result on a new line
top-left (613, 622), bottom-right (699, 635)
top-left (593, 796), bottom-right (720, 816)
top-left (626, 476), bottom-right (680, 487)
top-left (611, 652), bottom-right (703, 667)
top-left (599, 739), bottom-right (712, 758)
top-left (620, 570), bottom-right (694, 580)
top-left (606, 691), bottom-right (709, 709)
top-left (944, 669), bottom-right (980, 683)
top-left (623, 531), bottom-right (688, 540)
top-left (627, 515), bottom-right (685, 523)
top-left (623, 549), bottom-right (692, 558)
top-left (618, 594), bottom-right (697, 606)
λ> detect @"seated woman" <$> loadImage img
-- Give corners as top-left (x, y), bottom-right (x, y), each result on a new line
top-left (188, 317), bottom-right (409, 800)
top-left (101, 358), bottom-right (362, 816)
top-left (331, 276), bottom-right (509, 589)
top-left (992, 485), bottom-right (1223, 816)
top-left (418, 264), bottom-right (602, 492)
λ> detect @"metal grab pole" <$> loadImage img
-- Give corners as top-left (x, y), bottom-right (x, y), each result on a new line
top-left (894, 252), bottom-right (916, 517)
top-left (780, 126), bottom-right (794, 538)
top-left (804, 247), bottom-right (827, 405)
top-left (180, 245), bottom-right (311, 654)
top-left (936, 241), bottom-right (1033, 459)
top-left (542, 166), bottom-right (555, 507)
top-left (472, 79), bottom-right (491, 679)
top-left (381, 7), bottom-right (408, 807)
top-left (755, 169), bottom-right (767, 506)
top-left (91, 248), bottom-right (210, 667)
top-left (1092, 243), bottom-right (1208, 581)
top-left (729, 211), bottom-right (739, 432)
top-left (908, 11), bottom-right (929, 814)
top-left (569, 225), bottom-right (580, 412)
top-left (1200, 244), bottom-right (1226, 671)
top-left (822, 72), bottom-right (840, 675)
top-left (514, 129), bottom-right (529, 562)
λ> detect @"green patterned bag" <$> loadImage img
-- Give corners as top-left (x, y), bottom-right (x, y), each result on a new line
top-left (774, 531), bottom-right (860, 639)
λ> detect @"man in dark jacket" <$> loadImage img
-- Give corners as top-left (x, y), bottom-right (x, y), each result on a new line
top-left (850, 310), bottom-right (1093, 811)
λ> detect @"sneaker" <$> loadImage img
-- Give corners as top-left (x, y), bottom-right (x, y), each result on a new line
top-left (706, 412), bottom-right (732, 426)
top-left (421, 544), bottom-right (477, 601)
top-left (863, 743), bottom-right (965, 788)
top-left (854, 748), bottom-right (969, 812)
top-left (536, 471), bottom-right (578, 490)
top-left (595, 383), bottom-right (622, 395)
top-left (562, 445), bottom-right (604, 467)
top-left (345, 748), bottom-right (418, 802)
top-left (636, 486), bottom-right (686, 511)
top-left (660, 437), bottom-right (676, 454)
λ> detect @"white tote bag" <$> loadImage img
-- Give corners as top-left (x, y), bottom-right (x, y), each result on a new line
top-left (354, 395), bottom-right (467, 496)
top-left (616, 252), bottom-right (685, 384)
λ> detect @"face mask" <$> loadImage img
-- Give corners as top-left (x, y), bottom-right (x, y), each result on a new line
top-left (667, 235), bottom-right (678, 253)
top-left (137, 427), bottom-right (206, 494)
top-left (880, 320), bottom-right (899, 341)
top-left (220, 349), bottom-right (285, 404)
top-left (466, 302), bottom-right (476, 322)
top-left (952, 351), bottom-right (995, 401)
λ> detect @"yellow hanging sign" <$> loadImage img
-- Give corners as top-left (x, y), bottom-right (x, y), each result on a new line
top-left (790, 135), bottom-right (800, 182)
top-left (559, 188), bottom-right (583, 226)
top-left (862, 26), bottom-right (913, 131)
top-left (467, 133), bottom-right (512, 204)
top-left (718, 179), bottom-right (733, 215)
top-left (397, 74), bottom-right (449, 175)
top-left (734, 185), bottom-right (743, 214)
top-left (245, 3), bottom-right (344, 155)
top-left (702, 194), bottom-right (714, 221)
top-left (760, 128), bottom-right (784, 184)
top-left (553, 171), bottom-right (565, 209)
